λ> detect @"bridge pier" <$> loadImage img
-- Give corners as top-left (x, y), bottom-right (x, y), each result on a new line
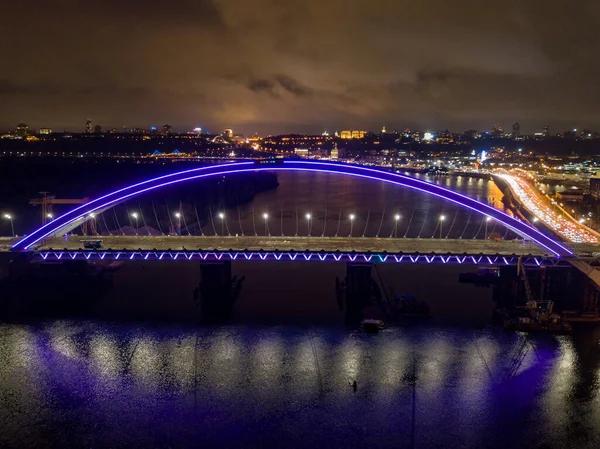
top-left (193, 261), bottom-right (244, 324)
top-left (338, 263), bottom-right (374, 325)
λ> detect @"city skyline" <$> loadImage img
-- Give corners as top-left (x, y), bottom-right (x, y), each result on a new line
top-left (2, 1), bottom-right (600, 135)
top-left (1, 119), bottom-right (598, 138)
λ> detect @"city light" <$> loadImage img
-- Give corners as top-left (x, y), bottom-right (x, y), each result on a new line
top-left (218, 212), bottom-right (225, 219)
top-left (439, 215), bottom-right (446, 221)
top-left (349, 214), bottom-right (356, 220)
top-left (131, 212), bottom-right (138, 219)
top-left (4, 213), bottom-right (15, 237)
top-left (174, 212), bottom-right (180, 218)
top-left (263, 213), bottom-right (269, 220)
top-left (394, 214), bottom-right (401, 221)
top-left (305, 213), bottom-right (311, 220)
top-left (46, 213), bottom-right (53, 219)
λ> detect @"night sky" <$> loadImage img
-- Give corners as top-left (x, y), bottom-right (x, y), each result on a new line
top-left (1, 0), bottom-right (599, 134)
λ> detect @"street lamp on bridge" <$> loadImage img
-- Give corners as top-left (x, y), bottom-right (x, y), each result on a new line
top-left (485, 216), bottom-right (492, 240)
top-left (88, 213), bottom-right (96, 236)
top-left (393, 214), bottom-right (401, 238)
top-left (174, 212), bottom-right (181, 236)
top-left (349, 214), bottom-right (356, 237)
top-left (3, 213), bottom-right (14, 238)
top-left (46, 213), bottom-right (53, 220)
top-left (218, 212), bottom-right (225, 236)
top-left (263, 212), bottom-right (269, 236)
top-left (131, 212), bottom-right (139, 235)
top-left (439, 215), bottom-right (446, 239)
top-left (305, 213), bottom-right (312, 236)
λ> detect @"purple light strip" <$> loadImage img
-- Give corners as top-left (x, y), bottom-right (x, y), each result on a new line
top-left (34, 250), bottom-right (565, 266)
top-left (14, 161), bottom-right (570, 256)
top-left (291, 161), bottom-right (572, 256)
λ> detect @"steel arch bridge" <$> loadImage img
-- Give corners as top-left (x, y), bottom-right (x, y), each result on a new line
top-left (12, 160), bottom-right (572, 257)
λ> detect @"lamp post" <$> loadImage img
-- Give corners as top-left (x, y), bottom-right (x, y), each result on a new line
top-left (174, 212), bottom-right (181, 236)
top-left (89, 212), bottom-right (96, 236)
top-left (46, 213), bottom-right (53, 220)
top-left (131, 212), bottom-right (139, 235)
top-left (305, 213), bottom-right (312, 236)
top-left (439, 215), bottom-right (445, 239)
top-left (349, 214), bottom-right (356, 237)
top-left (218, 212), bottom-right (225, 236)
top-left (485, 216), bottom-right (491, 240)
top-left (394, 214), bottom-right (401, 238)
top-left (263, 212), bottom-right (269, 236)
top-left (3, 214), bottom-right (14, 238)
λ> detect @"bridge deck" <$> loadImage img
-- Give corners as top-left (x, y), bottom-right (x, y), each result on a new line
top-left (38, 235), bottom-right (551, 255)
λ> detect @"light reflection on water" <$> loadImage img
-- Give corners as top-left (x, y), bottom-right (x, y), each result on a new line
top-left (1, 321), bottom-right (599, 448)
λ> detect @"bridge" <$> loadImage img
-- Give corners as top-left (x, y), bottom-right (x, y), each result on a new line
top-left (22, 235), bottom-right (598, 267)
top-left (10, 160), bottom-right (574, 259)
top-left (3, 159), bottom-right (600, 323)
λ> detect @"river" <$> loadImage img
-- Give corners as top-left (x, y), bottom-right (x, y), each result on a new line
top-left (1, 171), bottom-right (599, 448)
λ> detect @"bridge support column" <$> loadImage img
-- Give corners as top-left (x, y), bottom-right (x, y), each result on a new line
top-left (194, 261), bottom-right (244, 324)
top-left (343, 263), bottom-right (373, 325)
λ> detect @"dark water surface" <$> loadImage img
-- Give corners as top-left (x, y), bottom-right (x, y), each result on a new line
top-left (1, 318), bottom-right (599, 449)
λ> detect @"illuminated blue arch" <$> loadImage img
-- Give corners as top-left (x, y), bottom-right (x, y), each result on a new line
top-left (12, 160), bottom-right (572, 257)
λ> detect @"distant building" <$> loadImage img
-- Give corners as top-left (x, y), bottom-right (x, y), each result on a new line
top-left (340, 130), bottom-right (365, 139)
top-left (223, 128), bottom-right (233, 138)
top-left (16, 123), bottom-right (29, 138)
top-left (39, 128), bottom-right (52, 135)
top-left (94, 125), bottom-right (103, 134)
top-left (381, 126), bottom-right (387, 134)
top-left (85, 119), bottom-right (92, 133)
top-left (512, 122), bottom-right (520, 138)
top-left (542, 125), bottom-right (550, 137)
top-left (490, 125), bottom-right (504, 137)
top-left (590, 174), bottom-right (600, 200)
top-left (162, 124), bottom-right (172, 135)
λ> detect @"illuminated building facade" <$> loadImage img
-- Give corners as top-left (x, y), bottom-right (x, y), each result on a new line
top-left (340, 130), bottom-right (366, 139)
top-left (39, 128), bottom-right (52, 135)
top-left (85, 119), bottom-right (92, 133)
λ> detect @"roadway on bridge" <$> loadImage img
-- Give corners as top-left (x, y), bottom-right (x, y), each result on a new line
top-left (36, 235), bottom-right (554, 256)
top-left (4, 236), bottom-right (600, 256)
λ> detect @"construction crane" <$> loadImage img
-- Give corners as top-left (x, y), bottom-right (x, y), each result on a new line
top-left (30, 192), bottom-right (93, 234)
top-left (517, 255), bottom-right (535, 306)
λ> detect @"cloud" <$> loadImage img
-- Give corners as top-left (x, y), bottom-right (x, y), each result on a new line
top-left (1, 0), bottom-right (600, 134)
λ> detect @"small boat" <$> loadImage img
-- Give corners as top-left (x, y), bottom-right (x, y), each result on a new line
top-left (502, 301), bottom-right (572, 334)
top-left (361, 319), bottom-right (384, 333)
